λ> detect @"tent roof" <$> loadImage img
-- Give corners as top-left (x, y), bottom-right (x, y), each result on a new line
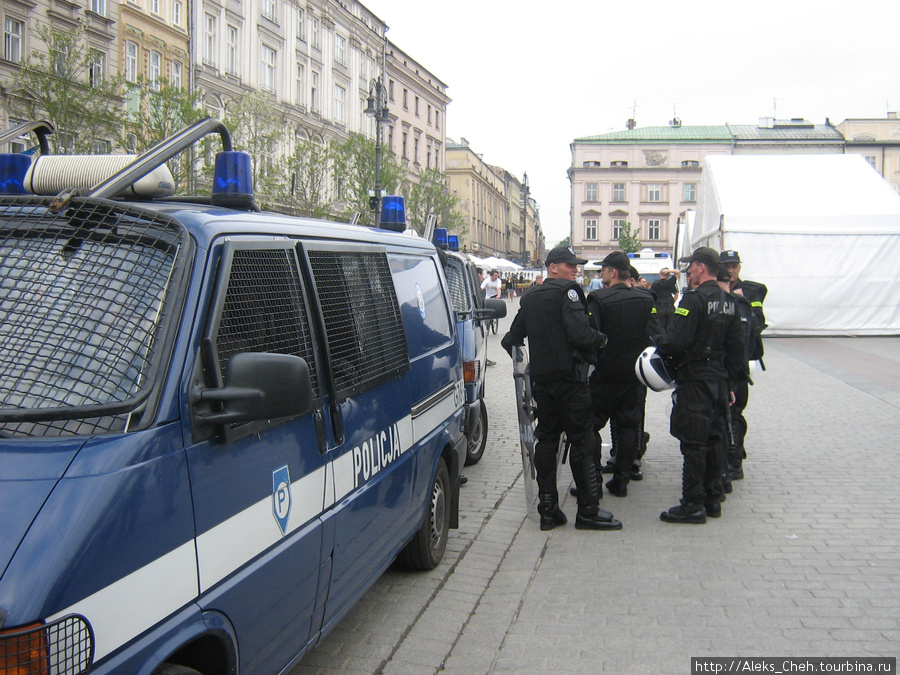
top-left (704, 154), bottom-right (900, 224)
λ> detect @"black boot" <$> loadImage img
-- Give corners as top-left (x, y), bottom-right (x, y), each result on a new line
top-left (605, 476), bottom-right (628, 497)
top-left (574, 459), bottom-right (622, 530)
top-left (537, 493), bottom-right (567, 531)
top-left (660, 505), bottom-right (707, 524)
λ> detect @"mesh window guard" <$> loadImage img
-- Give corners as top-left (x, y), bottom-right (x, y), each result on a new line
top-left (0, 196), bottom-right (188, 437)
top-left (307, 249), bottom-right (408, 396)
top-left (214, 247), bottom-right (320, 398)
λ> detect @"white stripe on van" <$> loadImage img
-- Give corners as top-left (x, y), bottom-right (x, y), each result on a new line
top-left (411, 381), bottom-right (463, 446)
top-left (48, 541), bottom-right (198, 662)
top-left (196, 464), bottom-right (327, 591)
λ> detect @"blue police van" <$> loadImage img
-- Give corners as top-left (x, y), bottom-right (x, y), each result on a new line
top-left (0, 120), bottom-right (467, 674)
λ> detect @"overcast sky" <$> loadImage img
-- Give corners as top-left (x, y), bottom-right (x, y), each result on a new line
top-left (364, 0), bottom-right (900, 246)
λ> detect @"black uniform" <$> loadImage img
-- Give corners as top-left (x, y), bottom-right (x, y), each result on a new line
top-left (586, 283), bottom-right (654, 494)
top-left (502, 278), bottom-right (614, 527)
top-left (650, 275), bottom-right (679, 330)
top-left (656, 280), bottom-right (744, 514)
top-left (728, 279), bottom-right (768, 479)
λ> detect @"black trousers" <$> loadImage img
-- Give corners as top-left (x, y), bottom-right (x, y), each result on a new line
top-left (727, 379), bottom-right (749, 469)
top-left (589, 375), bottom-right (647, 478)
top-left (532, 377), bottom-right (600, 511)
top-left (670, 379), bottom-right (728, 511)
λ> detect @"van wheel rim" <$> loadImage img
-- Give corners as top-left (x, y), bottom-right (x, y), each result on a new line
top-left (430, 480), bottom-right (446, 549)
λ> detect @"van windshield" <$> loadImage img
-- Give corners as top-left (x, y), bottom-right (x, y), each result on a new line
top-left (0, 197), bottom-right (189, 438)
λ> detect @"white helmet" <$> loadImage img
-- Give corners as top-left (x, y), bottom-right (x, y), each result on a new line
top-left (635, 346), bottom-right (675, 392)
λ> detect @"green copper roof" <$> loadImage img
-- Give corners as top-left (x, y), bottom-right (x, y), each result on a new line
top-left (576, 125), bottom-right (734, 143)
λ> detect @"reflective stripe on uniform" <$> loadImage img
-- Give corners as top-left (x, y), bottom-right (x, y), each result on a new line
top-left (675, 307), bottom-right (690, 316)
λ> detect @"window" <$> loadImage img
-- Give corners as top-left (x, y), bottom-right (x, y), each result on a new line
top-left (261, 45), bottom-right (276, 92)
top-left (203, 13), bottom-right (217, 66)
top-left (89, 51), bottom-right (104, 87)
top-left (149, 0), bottom-right (160, 15)
top-left (388, 79), bottom-right (394, 102)
top-left (6, 119), bottom-right (28, 153)
top-left (647, 183), bottom-right (662, 202)
top-left (334, 34), bottom-right (346, 65)
top-left (585, 183), bottom-right (598, 202)
top-left (435, 110), bottom-right (440, 130)
top-left (311, 17), bottom-right (320, 49)
top-left (310, 71), bottom-right (319, 112)
top-left (585, 219), bottom-right (598, 241)
top-left (148, 51), bottom-right (161, 90)
top-left (415, 96), bottom-right (420, 117)
top-left (612, 218), bottom-right (626, 240)
top-left (865, 156), bottom-right (877, 168)
top-left (611, 160), bottom-right (628, 168)
top-left (647, 219), bottom-right (661, 240)
top-left (333, 84), bottom-right (345, 123)
top-left (171, 60), bottom-right (182, 88)
top-left (172, 0), bottom-right (183, 26)
top-left (414, 137), bottom-right (420, 164)
top-left (92, 139), bottom-right (111, 153)
top-left (612, 183), bottom-right (625, 202)
top-left (402, 131), bottom-right (408, 159)
top-left (296, 8), bottom-right (305, 40)
top-left (4, 18), bottom-right (22, 63)
top-left (262, 0), bottom-right (277, 22)
top-left (403, 88), bottom-right (408, 110)
top-left (428, 104), bottom-right (432, 125)
top-left (681, 160), bottom-right (699, 167)
top-left (225, 25), bottom-right (237, 75)
top-left (125, 41), bottom-right (138, 82)
top-left (683, 182), bottom-right (696, 202)
top-left (51, 40), bottom-right (69, 76)
top-left (90, 0), bottom-right (106, 16)
top-left (295, 65), bottom-right (304, 106)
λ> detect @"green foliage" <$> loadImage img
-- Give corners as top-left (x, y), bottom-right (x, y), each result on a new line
top-left (404, 167), bottom-right (465, 236)
top-left (556, 236), bottom-right (572, 249)
top-left (225, 90), bottom-right (286, 206)
top-left (7, 23), bottom-right (126, 154)
top-left (332, 133), bottom-right (404, 227)
top-left (271, 136), bottom-right (341, 219)
top-left (617, 221), bottom-right (642, 253)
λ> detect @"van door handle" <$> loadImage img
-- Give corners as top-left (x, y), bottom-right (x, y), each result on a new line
top-left (314, 409), bottom-right (327, 454)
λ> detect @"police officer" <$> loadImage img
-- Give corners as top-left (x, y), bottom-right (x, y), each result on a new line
top-left (501, 247), bottom-right (622, 531)
top-left (655, 247), bottom-right (744, 524)
top-left (720, 250), bottom-right (767, 482)
top-left (586, 251), bottom-right (655, 498)
top-left (716, 266), bottom-right (753, 493)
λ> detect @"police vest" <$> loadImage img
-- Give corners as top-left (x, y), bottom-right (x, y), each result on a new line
top-left (519, 279), bottom-right (585, 382)
top-left (587, 284), bottom-right (653, 380)
top-left (681, 283), bottom-right (738, 373)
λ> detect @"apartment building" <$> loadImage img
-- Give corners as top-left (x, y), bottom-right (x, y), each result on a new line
top-left (837, 113), bottom-right (900, 194)
top-left (385, 42), bottom-right (449, 176)
top-left (569, 119), bottom-right (846, 259)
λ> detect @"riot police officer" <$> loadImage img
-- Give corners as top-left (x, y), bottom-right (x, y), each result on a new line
top-left (720, 250), bottom-right (768, 481)
top-left (655, 248), bottom-right (744, 524)
top-left (502, 247), bottom-right (622, 531)
top-left (586, 251), bottom-right (654, 497)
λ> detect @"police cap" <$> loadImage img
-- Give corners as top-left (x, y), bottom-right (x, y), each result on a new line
top-left (545, 246), bottom-right (588, 266)
top-left (600, 250), bottom-right (630, 272)
top-left (679, 247), bottom-right (721, 271)
top-left (720, 250), bottom-right (741, 263)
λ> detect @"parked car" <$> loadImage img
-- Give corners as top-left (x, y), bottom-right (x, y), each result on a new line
top-left (441, 250), bottom-right (506, 465)
top-left (0, 119), bottom-right (468, 675)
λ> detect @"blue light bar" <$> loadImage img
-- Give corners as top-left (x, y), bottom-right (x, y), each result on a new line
top-left (211, 151), bottom-right (253, 205)
top-left (627, 252), bottom-right (637, 258)
top-left (380, 195), bottom-right (406, 232)
top-left (433, 227), bottom-right (448, 249)
top-left (0, 153), bottom-right (32, 195)
top-left (447, 234), bottom-right (459, 251)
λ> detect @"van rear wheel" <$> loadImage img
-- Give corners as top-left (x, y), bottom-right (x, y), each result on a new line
top-left (153, 665), bottom-right (202, 675)
top-left (397, 458), bottom-right (449, 570)
top-left (464, 399), bottom-right (488, 466)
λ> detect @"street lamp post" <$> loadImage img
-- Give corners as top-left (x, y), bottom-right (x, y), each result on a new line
top-left (520, 172), bottom-right (530, 266)
top-left (364, 35), bottom-right (390, 226)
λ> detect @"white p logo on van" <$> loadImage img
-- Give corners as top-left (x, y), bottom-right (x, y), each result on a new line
top-left (272, 465), bottom-right (292, 535)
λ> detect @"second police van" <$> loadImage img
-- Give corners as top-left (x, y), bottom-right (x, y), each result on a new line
top-left (0, 119), bottom-right (503, 674)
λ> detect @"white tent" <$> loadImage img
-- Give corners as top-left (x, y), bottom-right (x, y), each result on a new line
top-left (689, 154), bottom-right (900, 335)
top-left (479, 256), bottom-right (523, 272)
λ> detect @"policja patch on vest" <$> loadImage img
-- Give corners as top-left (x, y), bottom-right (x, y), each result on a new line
top-left (567, 289), bottom-right (581, 302)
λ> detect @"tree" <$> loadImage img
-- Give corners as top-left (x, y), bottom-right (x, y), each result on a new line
top-left (121, 77), bottom-right (205, 191)
top-left (270, 136), bottom-right (341, 219)
top-left (616, 221), bottom-right (642, 253)
top-left (6, 23), bottom-right (126, 154)
top-left (555, 236), bottom-right (572, 249)
top-left (404, 167), bottom-right (465, 236)
top-left (224, 89), bottom-right (286, 207)
top-left (332, 133), bottom-right (405, 227)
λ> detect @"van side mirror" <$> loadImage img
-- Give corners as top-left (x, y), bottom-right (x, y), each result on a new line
top-left (195, 352), bottom-right (314, 425)
top-left (475, 299), bottom-right (507, 321)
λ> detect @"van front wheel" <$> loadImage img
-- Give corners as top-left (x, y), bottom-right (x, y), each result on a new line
top-left (464, 399), bottom-right (488, 466)
top-left (398, 459), bottom-right (450, 570)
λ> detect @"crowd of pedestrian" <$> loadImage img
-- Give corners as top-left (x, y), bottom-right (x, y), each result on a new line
top-left (501, 244), bottom-right (767, 530)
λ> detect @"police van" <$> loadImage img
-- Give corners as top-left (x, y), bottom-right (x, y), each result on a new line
top-left (585, 247), bottom-right (674, 284)
top-left (440, 250), bottom-right (506, 465)
top-left (0, 119), bottom-right (467, 674)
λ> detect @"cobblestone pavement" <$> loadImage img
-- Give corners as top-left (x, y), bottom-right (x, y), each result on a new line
top-left (291, 302), bottom-right (900, 674)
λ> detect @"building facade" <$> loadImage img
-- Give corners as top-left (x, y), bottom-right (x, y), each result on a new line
top-left (837, 113), bottom-right (900, 195)
top-left (446, 138), bottom-right (544, 265)
top-left (569, 119), bottom-right (847, 260)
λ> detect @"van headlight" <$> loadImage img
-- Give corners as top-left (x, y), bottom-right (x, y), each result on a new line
top-left (0, 615), bottom-right (93, 675)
